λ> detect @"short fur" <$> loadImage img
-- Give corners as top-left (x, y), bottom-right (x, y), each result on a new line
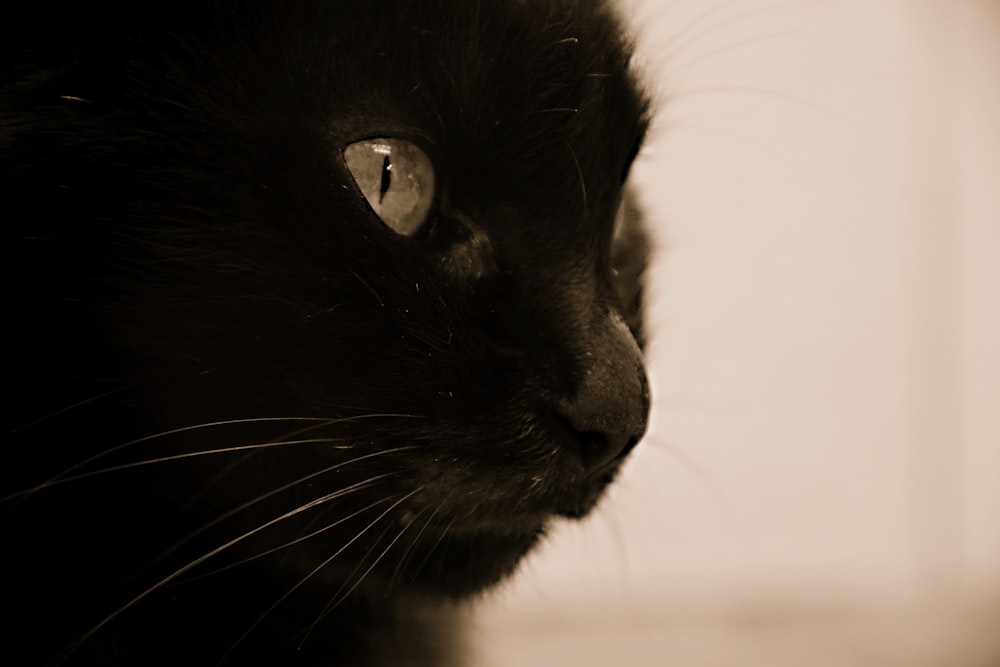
top-left (1, 1), bottom-right (650, 664)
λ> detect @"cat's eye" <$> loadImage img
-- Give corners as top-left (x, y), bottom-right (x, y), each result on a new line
top-left (344, 137), bottom-right (435, 237)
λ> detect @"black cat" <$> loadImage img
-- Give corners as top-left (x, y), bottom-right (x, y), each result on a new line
top-left (1, 1), bottom-right (650, 664)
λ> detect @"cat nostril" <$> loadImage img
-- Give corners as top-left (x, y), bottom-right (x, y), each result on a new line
top-left (553, 361), bottom-right (649, 471)
top-left (575, 430), bottom-right (611, 468)
top-left (557, 409), bottom-right (645, 472)
top-left (571, 428), bottom-right (633, 471)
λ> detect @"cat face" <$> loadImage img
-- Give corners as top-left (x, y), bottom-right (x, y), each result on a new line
top-left (2, 0), bottom-right (649, 661)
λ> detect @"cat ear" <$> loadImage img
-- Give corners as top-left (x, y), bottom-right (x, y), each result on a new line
top-left (344, 138), bottom-right (435, 237)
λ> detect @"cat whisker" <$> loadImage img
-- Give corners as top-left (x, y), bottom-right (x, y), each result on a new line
top-left (63, 479), bottom-right (417, 663)
top-left (664, 84), bottom-right (837, 118)
top-left (12, 416), bottom-right (330, 501)
top-left (387, 502), bottom-right (443, 589)
top-left (652, 0), bottom-right (744, 55)
top-left (664, 30), bottom-right (803, 80)
top-left (328, 518), bottom-right (417, 612)
top-left (187, 418), bottom-right (377, 511)
top-left (3, 384), bottom-right (131, 437)
top-left (563, 138), bottom-right (588, 220)
top-left (350, 269), bottom-right (386, 307)
top-left (409, 512), bottom-right (458, 583)
top-left (5, 414), bottom-right (419, 502)
top-left (315, 509), bottom-right (403, 612)
top-left (654, 116), bottom-right (786, 162)
top-left (300, 495), bottom-right (427, 648)
top-left (183, 449), bottom-right (262, 511)
top-left (8, 438), bottom-right (345, 499)
top-left (153, 446), bottom-right (420, 567)
top-left (659, 0), bottom-right (828, 66)
top-left (223, 488), bottom-right (421, 660)
top-left (178, 492), bottom-right (400, 584)
top-left (642, 434), bottom-right (729, 507)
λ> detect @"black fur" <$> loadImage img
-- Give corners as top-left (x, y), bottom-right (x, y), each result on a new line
top-left (1, 1), bottom-right (650, 664)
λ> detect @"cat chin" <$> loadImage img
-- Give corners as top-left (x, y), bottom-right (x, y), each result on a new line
top-left (416, 477), bottom-right (622, 597)
top-left (392, 469), bottom-right (623, 597)
top-left (402, 523), bottom-right (548, 598)
top-left (554, 462), bottom-right (625, 519)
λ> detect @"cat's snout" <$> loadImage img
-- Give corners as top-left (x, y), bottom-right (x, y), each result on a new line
top-left (556, 372), bottom-right (648, 472)
top-left (554, 311), bottom-right (649, 472)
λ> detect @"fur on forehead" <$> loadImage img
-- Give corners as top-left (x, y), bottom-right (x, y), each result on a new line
top-left (115, 1), bottom-right (649, 190)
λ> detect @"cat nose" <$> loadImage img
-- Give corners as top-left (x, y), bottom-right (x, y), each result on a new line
top-left (555, 313), bottom-right (649, 471)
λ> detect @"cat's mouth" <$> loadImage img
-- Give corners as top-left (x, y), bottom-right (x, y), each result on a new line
top-left (394, 465), bottom-right (626, 597)
top-left (402, 457), bottom-right (628, 556)
top-left (554, 466), bottom-right (622, 519)
top-left (325, 403), bottom-right (643, 598)
top-left (547, 420), bottom-right (640, 518)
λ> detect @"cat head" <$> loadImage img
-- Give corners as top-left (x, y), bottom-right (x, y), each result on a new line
top-left (3, 0), bottom-right (650, 657)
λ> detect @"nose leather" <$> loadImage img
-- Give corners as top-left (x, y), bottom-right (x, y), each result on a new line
top-left (554, 310), bottom-right (649, 471)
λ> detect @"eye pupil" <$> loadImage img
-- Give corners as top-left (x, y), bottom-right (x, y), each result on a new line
top-left (379, 155), bottom-right (391, 204)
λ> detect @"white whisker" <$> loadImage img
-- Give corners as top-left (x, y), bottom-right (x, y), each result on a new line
top-left (643, 434), bottom-right (728, 507)
top-left (665, 30), bottom-right (802, 79)
top-left (318, 513), bottom-right (417, 620)
top-left (4, 414), bottom-right (420, 502)
top-left (224, 489), bottom-right (421, 660)
top-left (10, 417), bottom-right (332, 503)
top-left (563, 138), bottom-right (588, 221)
top-left (655, 0), bottom-right (744, 55)
top-left (153, 446), bottom-right (420, 566)
top-left (409, 513), bottom-right (458, 580)
top-left (388, 503), bottom-right (442, 588)
top-left (3, 385), bottom-right (131, 437)
top-left (178, 492), bottom-right (399, 583)
top-left (666, 84), bottom-right (837, 118)
top-left (61, 478), bottom-right (415, 663)
top-left (661, 1), bottom-right (829, 65)
top-left (10, 438), bottom-right (339, 499)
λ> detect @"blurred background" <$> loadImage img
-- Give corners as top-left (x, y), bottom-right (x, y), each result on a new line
top-left (472, 0), bottom-right (1000, 665)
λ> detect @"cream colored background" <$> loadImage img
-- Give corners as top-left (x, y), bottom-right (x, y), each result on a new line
top-left (473, 1), bottom-right (1000, 664)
